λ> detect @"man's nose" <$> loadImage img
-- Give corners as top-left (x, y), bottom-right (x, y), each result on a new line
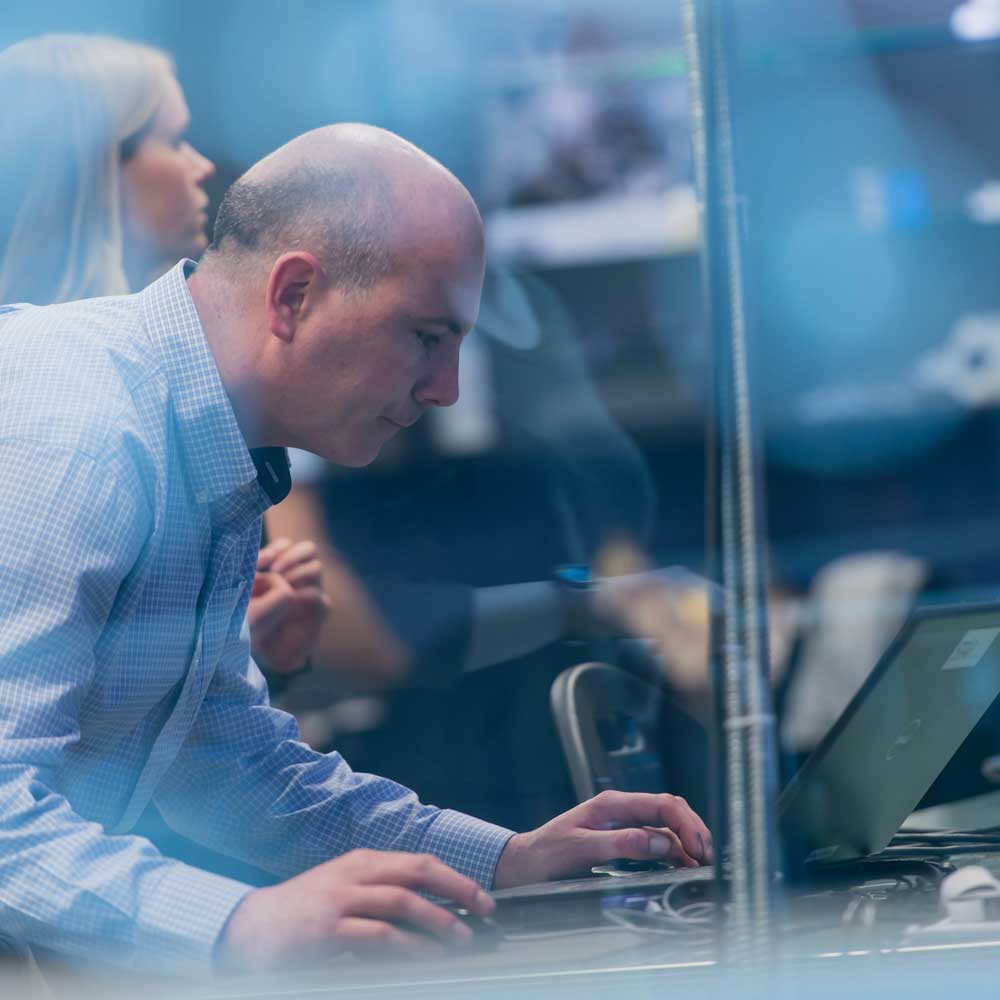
top-left (415, 355), bottom-right (460, 408)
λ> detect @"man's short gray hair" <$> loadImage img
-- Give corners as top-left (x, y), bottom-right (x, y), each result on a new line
top-left (206, 163), bottom-right (396, 292)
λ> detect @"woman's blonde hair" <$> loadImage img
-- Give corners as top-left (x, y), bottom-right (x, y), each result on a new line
top-left (0, 33), bottom-right (173, 304)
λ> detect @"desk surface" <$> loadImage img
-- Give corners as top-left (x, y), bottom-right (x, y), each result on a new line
top-left (27, 880), bottom-right (1000, 1000)
top-left (30, 795), bottom-right (1000, 1000)
top-left (191, 926), bottom-right (1000, 1000)
top-left (189, 853), bottom-right (1000, 1000)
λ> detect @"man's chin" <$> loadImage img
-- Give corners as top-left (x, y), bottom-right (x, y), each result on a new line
top-left (337, 452), bottom-right (380, 469)
top-left (309, 421), bottom-right (401, 468)
top-left (320, 441), bottom-right (382, 469)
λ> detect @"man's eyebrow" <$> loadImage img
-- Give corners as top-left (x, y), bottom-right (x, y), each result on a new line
top-left (414, 316), bottom-right (465, 337)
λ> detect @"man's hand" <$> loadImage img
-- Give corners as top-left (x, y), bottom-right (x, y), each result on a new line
top-left (593, 568), bottom-right (796, 705)
top-left (591, 568), bottom-right (716, 695)
top-left (493, 790), bottom-right (714, 889)
top-left (218, 849), bottom-right (494, 970)
top-left (248, 537), bottom-right (330, 674)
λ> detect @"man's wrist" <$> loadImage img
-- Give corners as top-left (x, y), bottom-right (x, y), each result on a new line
top-left (552, 564), bottom-right (597, 640)
top-left (493, 830), bottom-right (545, 889)
top-left (258, 655), bottom-right (313, 699)
top-left (214, 888), bottom-right (275, 973)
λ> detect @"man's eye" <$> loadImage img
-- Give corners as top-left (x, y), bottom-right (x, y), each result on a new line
top-left (416, 331), bottom-right (441, 351)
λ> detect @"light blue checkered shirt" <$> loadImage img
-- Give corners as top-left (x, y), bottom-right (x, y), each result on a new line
top-left (0, 262), bottom-right (513, 974)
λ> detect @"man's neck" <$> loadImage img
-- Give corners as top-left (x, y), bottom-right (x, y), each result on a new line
top-left (187, 269), bottom-right (268, 450)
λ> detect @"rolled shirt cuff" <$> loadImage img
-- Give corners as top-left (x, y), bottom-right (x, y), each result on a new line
top-left (133, 861), bottom-right (252, 975)
top-left (416, 809), bottom-right (515, 891)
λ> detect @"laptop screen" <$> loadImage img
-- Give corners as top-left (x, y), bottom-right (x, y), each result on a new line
top-left (779, 603), bottom-right (1000, 866)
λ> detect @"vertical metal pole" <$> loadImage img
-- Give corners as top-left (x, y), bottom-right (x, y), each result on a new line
top-left (681, 0), bottom-right (782, 972)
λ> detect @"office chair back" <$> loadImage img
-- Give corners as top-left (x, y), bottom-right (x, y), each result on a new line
top-left (550, 661), bottom-right (665, 802)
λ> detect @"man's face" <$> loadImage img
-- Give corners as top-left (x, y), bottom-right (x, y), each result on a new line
top-left (284, 235), bottom-right (484, 466)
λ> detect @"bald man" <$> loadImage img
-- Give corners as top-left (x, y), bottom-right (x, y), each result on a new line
top-left (0, 124), bottom-right (711, 975)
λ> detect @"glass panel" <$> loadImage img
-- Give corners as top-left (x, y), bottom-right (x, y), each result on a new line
top-left (7, 0), bottom-right (1000, 987)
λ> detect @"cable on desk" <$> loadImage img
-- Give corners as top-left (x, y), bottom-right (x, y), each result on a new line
top-left (601, 880), bottom-right (718, 938)
top-left (502, 925), bottom-right (648, 943)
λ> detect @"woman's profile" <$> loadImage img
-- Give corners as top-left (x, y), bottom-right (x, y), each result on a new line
top-left (0, 33), bottom-right (331, 677)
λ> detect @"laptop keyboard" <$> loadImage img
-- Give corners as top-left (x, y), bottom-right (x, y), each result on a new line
top-left (492, 864), bottom-right (714, 901)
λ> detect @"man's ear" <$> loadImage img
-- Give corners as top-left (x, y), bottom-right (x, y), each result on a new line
top-left (265, 252), bottom-right (325, 342)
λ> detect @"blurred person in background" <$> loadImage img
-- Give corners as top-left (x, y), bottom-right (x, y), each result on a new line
top-left (268, 257), bottom-right (716, 831)
top-left (0, 33), bottom-right (334, 678)
top-left (0, 33), bottom-right (211, 304)
top-left (0, 116), bottom-right (714, 973)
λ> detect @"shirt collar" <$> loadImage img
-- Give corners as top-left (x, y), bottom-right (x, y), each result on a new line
top-left (139, 260), bottom-right (259, 506)
top-left (249, 447), bottom-right (293, 505)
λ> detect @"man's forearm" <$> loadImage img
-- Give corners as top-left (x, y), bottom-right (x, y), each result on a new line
top-left (462, 581), bottom-right (566, 672)
top-left (0, 769), bottom-right (250, 972)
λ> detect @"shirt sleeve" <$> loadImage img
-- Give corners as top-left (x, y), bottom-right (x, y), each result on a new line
top-left (154, 621), bottom-right (514, 889)
top-left (0, 442), bottom-right (251, 973)
top-left (364, 573), bottom-right (475, 685)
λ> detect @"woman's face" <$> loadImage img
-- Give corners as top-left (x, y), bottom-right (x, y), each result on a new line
top-left (121, 73), bottom-right (215, 269)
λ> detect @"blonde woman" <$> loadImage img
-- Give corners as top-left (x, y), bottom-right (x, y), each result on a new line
top-left (0, 33), bottom-right (213, 303)
top-left (0, 33), bottom-right (331, 675)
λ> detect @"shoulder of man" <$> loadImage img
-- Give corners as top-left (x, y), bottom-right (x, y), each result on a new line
top-left (0, 295), bottom-right (162, 459)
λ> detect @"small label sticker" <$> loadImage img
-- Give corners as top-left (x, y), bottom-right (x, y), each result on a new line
top-left (942, 628), bottom-right (1000, 671)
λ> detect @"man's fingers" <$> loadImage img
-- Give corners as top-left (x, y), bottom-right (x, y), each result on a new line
top-left (281, 558), bottom-right (324, 588)
top-left (582, 791), bottom-right (713, 864)
top-left (344, 887), bottom-right (472, 945)
top-left (289, 585), bottom-right (331, 610)
top-left (334, 917), bottom-right (444, 959)
top-left (295, 586), bottom-right (332, 612)
top-left (640, 826), bottom-right (698, 867)
top-left (257, 537), bottom-right (293, 570)
top-left (271, 540), bottom-right (319, 575)
top-left (582, 827), bottom-right (699, 869)
top-left (351, 852), bottom-right (494, 916)
top-left (247, 574), bottom-right (292, 631)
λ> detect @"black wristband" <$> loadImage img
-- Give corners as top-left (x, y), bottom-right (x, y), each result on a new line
top-left (259, 656), bottom-right (313, 697)
top-left (553, 564), bottom-right (594, 641)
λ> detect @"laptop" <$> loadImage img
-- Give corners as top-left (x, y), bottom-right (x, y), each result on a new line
top-left (491, 602), bottom-right (1000, 926)
top-left (779, 601), bottom-right (1000, 866)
